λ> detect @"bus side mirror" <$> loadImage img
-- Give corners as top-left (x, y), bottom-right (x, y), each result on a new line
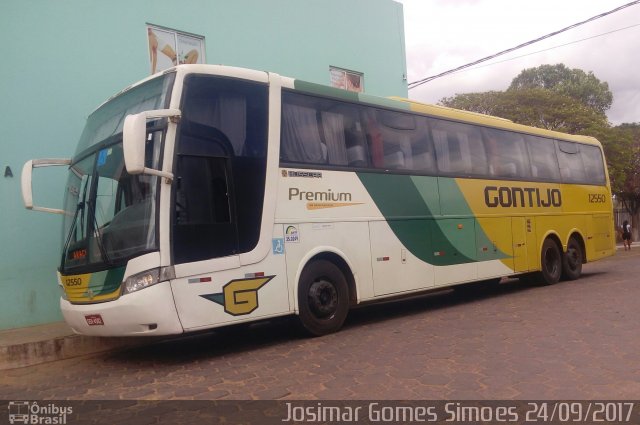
top-left (21, 158), bottom-right (71, 214)
top-left (122, 108), bottom-right (181, 179)
top-left (123, 113), bottom-right (147, 175)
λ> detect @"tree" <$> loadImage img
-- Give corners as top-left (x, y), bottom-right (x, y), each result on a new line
top-left (440, 88), bottom-right (608, 133)
top-left (609, 123), bottom-right (640, 236)
top-left (508, 64), bottom-right (613, 115)
top-left (438, 91), bottom-right (504, 116)
top-left (590, 125), bottom-right (635, 194)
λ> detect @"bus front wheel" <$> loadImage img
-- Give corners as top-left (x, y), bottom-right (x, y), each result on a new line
top-left (538, 238), bottom-right (562, 285)
top-left (561, 237), bottom-right (583, 281)
top-left (297, 259), bottom-right (349, 336)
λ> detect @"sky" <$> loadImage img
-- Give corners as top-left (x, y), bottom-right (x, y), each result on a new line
top-left (396, 0), bottom-right (640, 125)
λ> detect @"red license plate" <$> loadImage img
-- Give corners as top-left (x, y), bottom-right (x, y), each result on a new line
top-left (85, 314), bottom-right (104, 326)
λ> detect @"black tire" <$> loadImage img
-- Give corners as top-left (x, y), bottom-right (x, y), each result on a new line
top-left (297, 260), bottom-right (350, 336)
top-left (561, 237), bottom-right (583, 281)
top-left (538, 238), bottom-right (562, 285)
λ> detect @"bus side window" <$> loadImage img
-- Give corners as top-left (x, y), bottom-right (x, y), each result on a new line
top-left (432, 119), bottom-right (486, 176)
top-left (362, 108), bottom-right (385, 168)
top-left (483, 128), bottom-right (529, 178)
top-left (525, 135), bottom-right (560, 181)
top-left (557, 141), bottom-right (587, 183)
top-left (464, 128), bottom-right (487, 175)
top-left (376, 110), bottom-right (415, 170)
top-left (319, 110), bottom-right (348, 166)
top-left (343, 113), bottom-right (369, 167)
top-left (281, 103), bottom-right (326, 164)
top-left (580, 144), bottom-right (606, 185)
top-left (410, 117), bottom-right (436, 174)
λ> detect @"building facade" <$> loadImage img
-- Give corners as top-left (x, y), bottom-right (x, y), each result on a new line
top-left (0, 0), bottom-right (407, 330)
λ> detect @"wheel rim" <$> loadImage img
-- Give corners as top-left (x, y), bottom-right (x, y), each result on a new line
top-left (307, 279), bottom-right (338, 319)
top-left (544, 247), bottom-right (560, 276)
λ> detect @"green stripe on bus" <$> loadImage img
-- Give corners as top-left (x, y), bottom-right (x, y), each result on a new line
top-left (357, 173), bottom-right (509, 266)
top-left (293, 80), bottom-right (360, 102)
top-left (293, 80), bottom-right (411, 111)
top-left (359, 93), bottom-right (411, 110)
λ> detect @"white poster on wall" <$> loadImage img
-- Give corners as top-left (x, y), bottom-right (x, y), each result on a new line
top-left (148, 25), bottom-right (205, 74)
top-left (329, 67), bottom-right (364, 93)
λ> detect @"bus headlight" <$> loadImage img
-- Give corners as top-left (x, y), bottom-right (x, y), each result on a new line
top-left (123, 266), bottom-right (175, 295)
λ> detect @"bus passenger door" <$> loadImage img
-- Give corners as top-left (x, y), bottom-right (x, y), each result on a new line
top-left (170, 153), bottom-right (289, 330)
top-left (173, 155), bottom-right (238, 263)
top-left (511, 217), bottom-right (529, 272)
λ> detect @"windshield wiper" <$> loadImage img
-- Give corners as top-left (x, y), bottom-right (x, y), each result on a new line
top-left (88, 199), bottom-right (113, 266)
top-left (60, 200), bottom-right (84, 270)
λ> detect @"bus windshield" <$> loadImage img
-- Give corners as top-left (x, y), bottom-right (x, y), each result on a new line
top-left (75, 73), bottom-right (174, 155)
top-left (60, 74), bottom-right (174, 273)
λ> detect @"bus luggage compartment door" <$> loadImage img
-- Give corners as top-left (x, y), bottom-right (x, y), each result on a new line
top-left (512, 217), bottom-right (529, 272)
top-left (369, 220), bottom-right (435, 296)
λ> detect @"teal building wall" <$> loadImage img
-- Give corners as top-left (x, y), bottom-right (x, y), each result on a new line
top-left (0, 0), bottom-right (407, 330)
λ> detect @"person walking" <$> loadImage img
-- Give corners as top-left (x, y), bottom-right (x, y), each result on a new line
top-left (622, 220), bottom-right (632, 251)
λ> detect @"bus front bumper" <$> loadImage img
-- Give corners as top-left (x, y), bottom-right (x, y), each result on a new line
top-left (60, 281), bottom-right (183, 336)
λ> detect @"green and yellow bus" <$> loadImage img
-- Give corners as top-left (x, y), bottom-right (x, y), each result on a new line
top-left (22, 65), bottom-right (615, 336)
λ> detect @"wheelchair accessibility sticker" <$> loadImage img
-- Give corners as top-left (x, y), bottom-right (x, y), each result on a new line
top-left (272, 238), bottom-right (284, 255)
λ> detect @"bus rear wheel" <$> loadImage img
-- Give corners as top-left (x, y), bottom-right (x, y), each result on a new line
top-left (297, 259), bottom-right (349, 336)
top-left (538, 238), bottom-right (562, 285)
top-left (561, 237), bottom-right (583, 281)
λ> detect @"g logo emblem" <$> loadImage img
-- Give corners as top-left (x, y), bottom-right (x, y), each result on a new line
top-left (200, 275), bottom-right (275, 316)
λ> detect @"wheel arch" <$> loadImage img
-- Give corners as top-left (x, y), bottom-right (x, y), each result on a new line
top-left (537, 231), bottom-right (563, 261)
top-left (293, 247), bottom-right (358, 313)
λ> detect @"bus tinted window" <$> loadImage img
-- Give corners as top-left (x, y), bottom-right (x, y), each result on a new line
top-left (482, 128), bottom-right (530, 179)
top-left (281, 93), bottom-right (365, 167)
top-left (580, 144), bottom-right (606, 185)
top-left (525, 135), bottom-right (561, 181)
top-left (430, 119), bottom-right (487, 176)
top-left (282, 102), bottom-right (327, 164)
top-left (361, 108), bottom-right (434, 172)
top-left (375, 109), bottom-right (415, 170)
top-left (409, 118), bottom-right (436, 173)
top-left (557, 141), bottom-right (587, 183)
top-left (181, 76), bottom-right (267, 158)
top-left (280, 91), bottom-right (606, 186)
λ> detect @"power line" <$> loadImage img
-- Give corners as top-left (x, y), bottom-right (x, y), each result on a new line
top-left (456, 22), bottom-right (640, 75)
top-left (407, 0), bottom-right (640, 90)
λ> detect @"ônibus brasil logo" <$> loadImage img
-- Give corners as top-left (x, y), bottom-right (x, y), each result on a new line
top-left (8, 401), bottom-right (72, 424)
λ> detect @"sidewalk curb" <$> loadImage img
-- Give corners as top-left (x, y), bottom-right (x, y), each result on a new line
top-left (0, 328), bottom-right (151, 371)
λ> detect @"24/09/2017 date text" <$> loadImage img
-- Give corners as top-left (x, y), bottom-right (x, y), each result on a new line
top-left (526, 402), bottom-right (635, 422)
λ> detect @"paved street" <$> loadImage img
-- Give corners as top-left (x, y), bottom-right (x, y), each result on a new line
top-left (2, 249), bottom-right (640, 400)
